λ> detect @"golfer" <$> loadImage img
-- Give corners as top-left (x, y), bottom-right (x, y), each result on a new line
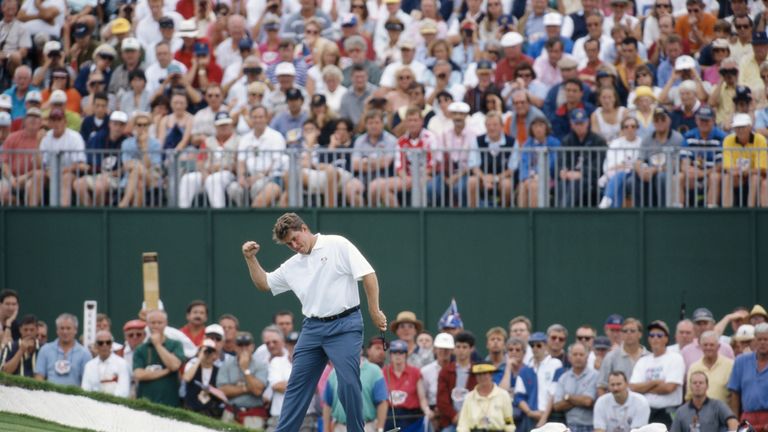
top-left (242, 212), bottom-right (387, 432)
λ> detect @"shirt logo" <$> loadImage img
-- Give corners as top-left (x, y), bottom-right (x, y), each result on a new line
top-left (320, 257), bottom-right (328, 264)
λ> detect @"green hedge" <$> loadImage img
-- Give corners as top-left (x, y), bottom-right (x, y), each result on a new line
top-left (0, 373), bottom-right (253, 432)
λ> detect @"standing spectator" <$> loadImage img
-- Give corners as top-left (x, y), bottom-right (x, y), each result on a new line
top-left (1, 314), bottom-right (39, 377)
top-left (180, 300), bottom-right (209, 347)
top-left (558, 108), bottom-right (606, 208)
top-left (686, 331), bottom-right (733, 403)
top-left (34, 313), bottom-right (91, 385)
top-left (518, 332), bottom-right (563, 430)
top-left (323, 351), bottom-right (388, 432)
top-left (467, 112), bottom-right (516, 208)
top-left (457, 363), bottom-right (516, 432)
top-left (593, 372), bottom-right (650, 432)
top-left (37, 321), bottom-right (48, 346)
top-left (628, 320), bottom-right (685, 427)
top-left (133, 309), bottom-right (186, 407)
top-left (430, 101), bottom-right (479, 207)
top-left (574, 326), bottom-right (597, 369)
top-left (681, 308), bottom-right (736, 368)
top-left (501, 337), bottom-right (537, 430)
top-left (422, 333), bottom-right (454, 416)
top-left (669, 320), bottom-right (696, 353)
top-left (437, 331), bottom-right (478, 432)
top-left (218, 315), bottom-right (239, 357)
top-left (727, 323), bottom-right (768, 430)
top-left (117, 319), bottom-right (146, 396)
top-left (0, 289), bottom-right (20, 342)
top-left (366, 337), bottom-right (386, 368)
top-left (262, 325), bottom-right (291, 429)
top-left (219, 332), bottom-right (268, 428)
top-left (750, 306), bottom-right (768, 325)
top-left (485, 327), bottom-right (509, 378)
top-left (509, 316), bottom-right (534, 365)
top-left (182, 339), bottom-right (223, 417)
top-left (547, 324), bottom-right (570, 369)
top-left (390, 311), bottom-right (430, 368)
top-left (553, 343), bottom-right (599, 432)
top-left (597, 318), bottom-right (649, 395)
top-left (604, 314), bottom-right (624, 349)
top-left (382, 339), bottom-right (433, 431)
top-left (592, 337), bottom-right (612, 371)
top-left (671, 371), bottom-right (739, 432)
top-left (81, 330), bottom-right (130, 397)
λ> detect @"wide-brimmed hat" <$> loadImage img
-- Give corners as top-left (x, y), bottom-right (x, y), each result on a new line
top-left (390, 311), bottom-right (423, 333)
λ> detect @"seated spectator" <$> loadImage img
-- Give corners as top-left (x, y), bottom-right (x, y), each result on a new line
top-left (117, 70), bottom-right (151, 116)
top-left (633, 108), bottom-right (684, 208)
top-left (526, 13), bottom-right (573, 59)
top-left (133, 309), bottom-right (185, 406)
top-left (726, 323), bottom-right (768, 431)
top-left (39, 107), bottom-right (88, 207)
top-left (678, 107), bottom-right (726, 208)
top-left (264, 62), bottom-right (309, 116)
top-left (79, 92), bottom-right (110, 143)
top-left (158, 92), bottom-right (193, 151)
top-left (108, 38), bottom-right (145, 96)
top-left (591, 86), bottom-right (628, 144)
top-left (558, 108), bottom-right (606, 207)
top-left (74, 111), bottom-right (130, 207)
top-left (180, 300), bottom-right (208, 347)
top-left (672, 371), bottom-right (739, 432)
top-left (73, 44), bottom-right (117, 97)
top-left (35, 313), bottom-right (92, 385)
top-left (182, 338), bottom-right (224, 417)
top-left (339, 65), bottom-right (377, 129)
top-left (457, 363), bottom-right (515, 432)
top-left (81, 330), bottom-right (130, 397)
top-left (675, 0), bottom-right (716, 54)
top-left (0, 109), bottom-right (45, 206)
top-left (429, 101), bottom-right (478, 207)
top-left (599, 116), bottom-right (642, 209)
top-left (518, 116), bottom-right (559, 207)
top-left (593, 372), bottom-right (650, 432)
top-left (219, 332), bottom-right (269, 428)
top-left (145, 42), bottom-right (189, 96)
top-left (119, 111), bottom-right (163, 208)
top-left (467, 112), bottom-right (516, 208)
top-left (553, 342), bottom-right (598, 432)
top-left (4, 66), bottom-right (38, 120)
top-left (1, 314), bottom-right (39, 377)
top-left (342, 36), bottom-right (382, 87)
top-left (271, 89), bottom-right (309, 138)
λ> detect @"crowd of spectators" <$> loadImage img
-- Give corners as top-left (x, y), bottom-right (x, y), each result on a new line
top-left (0, 0), bottom-right (768, 208)
top-left (1, 287), bottom-right (768, 432)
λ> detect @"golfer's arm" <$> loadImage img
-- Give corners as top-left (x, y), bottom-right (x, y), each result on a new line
top-left (245, 256), bottom-right (271, 292)
top-left (375, 400), bottom-right (387, 429)
top-left (322, 405), bottom-right (332, 432)
top-left (362, 273), bottom-right (380, 312)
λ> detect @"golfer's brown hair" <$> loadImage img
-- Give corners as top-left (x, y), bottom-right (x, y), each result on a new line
top-left (273, 213), bottom-right (307, 243)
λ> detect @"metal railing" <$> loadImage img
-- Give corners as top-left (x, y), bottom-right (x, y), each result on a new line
top-left (1, 146), bottom-right (766, 209)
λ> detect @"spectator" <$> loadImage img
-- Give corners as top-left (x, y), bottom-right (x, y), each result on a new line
top-left (464, 60), bottom-right (501, 115)
top-left (678, 107), bottom-right (726, 208)
top-left (509, 316), bottom-right (534, 365)
top-left (686, 331), bottom-right (733, 403)
top-left (390, 311), bottom-right (429, 368)
top-left (79, 92), bottom-right (109, 143)
top-left (604, 314), bottom-right (624, 349)
top-left (422, 332), bottom-right (454, 419)
top-left (672, 371), bottom-right (739, 432)
top-left (342, 36), bottom-right (382, 87)
top-left (592, 337), bottom-right (612, 371)
top-left (498, 337), bottom-right (535, 430)
top-left (382, 339), bottom-right (433, 430)
top-left (43, 74), bottom-right (82, 130)
top-left (733, 325), bottom-right (756, 356)
top-left (429, 101), bottom-right (478, 207)
top-left (118, 111), bottom-right (162, 208)
top-left (117, 319), bottom-right (145, 394)
top-left (547, 324), bottom-right (570, 369)
top-left (133, 309), bottom-right (185, 406)
top-left (574, 325), bottom-right (597, 369)
top-left (729, 322), bottom-right (768, 428)
top-left (750, 305), bottom-right (768, 325)
top-left (193, 85), bottom-right (228, 138)
top-left (323, 350), bottom-right (387, 432)
top-left (218, 314), bottom-right (239, 358)
top-left (715, 307), bottom-right (752, 344)
top-left (39, 107), bottom-right (88, 207)
top-left (117, 69), bottom-right (151, 116)
top-left (553, 342), bottom-right (599, 432)
top-left (366, 336), bottom-right (386, 368)
top-left (495, 32), bottom-right (532, 87)
top-left (81, 330), bottom-right (130, 397)
top-left (593, 372), bottom-right (650, 432)
top-left (543, 55), bottom-right (592, 120)
top-left (666, 79), bottom-right (706, 134)
top-left (182, 339), bottom-right (223, 417)
top-left (270, 89), bottom-right (308, 137)
top-left (518, 332), bottom-right (562, 430)
top-left (552, 78), bottom-right (595, 138)
top-left (484, 327), bottom-right (508, 380)
top-left (261, 325), bottom-right (291, 429)
top-left (37, 321), bottom-right (48, 346)
top-left (178, 301), bottom-right (208, 347)
top-left (598, 318), bottom-right (649, 395)
top-left (108, 38), bottom-right (144, 96)
top-left (73, 44), bottom-right (117, 97)
top-left (437, 331), bottom-right (478, 432)
top-left (0, 289), bottom-right (20, 342)
top-left (633, 108), bottom-right (684, 208)
top-left (721, 115), bottom-right (768, 208)
top-left (628, 320), bottom-right (685, 426)
top-left (738, 32), bottom-right (768, 97)
top-left (682, 308), bottom-right (736, 368)
top-left (219, 332), bottom-right (268, 428)
top-left (1, 314), bottom-right (39, 376)
top-left (533, 39), bottom-right (574, 88)
top-left (145, 42), bottom-right (189, 96)
top-left (3, 66), bottom-right (37, 120)
top-left (17, 0), bottom-right (65, 40)
top-left (457, 363), bottom-right (515, 432)
top-left (280, 0), bottom-right (334, 44)
top-left (559, 107), bottom-right (606, 207)
top-left (264, 62), bottom-right (308, 116)
top-left (675, 0), bottom-right (716, 54)
top-left (35, 313), bottom-right (91, 385)
top-left (467, 112), bottom-right (516, 208)
top-left (599, 116), bottom-right (643, 209)
top-left (669, 320), bottom-right (696, 353)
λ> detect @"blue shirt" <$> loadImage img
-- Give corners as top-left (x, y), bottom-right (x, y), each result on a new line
top-left (681, 127), bottom-right (726, 167)
top-left (519, 135), bottom-right (561, 181)
top-left (513, 365), bottom-right (539, 410)
top-left (4, 85), bottom-right (40, 119)
top-left (34, 339), bottom-right (92, 386)
top-left (526, 37), bottom-right (574, 59)
top-left (755, 107), bottom-right (768, 131)
top-left (727, 352), bottom-right (768, 412)
top-left (269, 110), bottom-right (308, 138)
top-left (120, 136), bottom-right (162, 187)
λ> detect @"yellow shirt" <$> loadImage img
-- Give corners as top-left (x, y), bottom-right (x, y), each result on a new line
top-left (738, 55), bottom-right (766, 100)
top-left (722, 132), bottom-right (768, 171)
top-left (457, 384), bottom-right (515, 432)
top-left (685, 356), bottom-right (734, 402)
top-left (714, 84), bottom-right (736, 128)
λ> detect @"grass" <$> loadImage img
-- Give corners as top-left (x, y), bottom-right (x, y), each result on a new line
top-left (0, 373), bottom-right (253, 432)
top-left (0, 411), bottom-right (96, 432)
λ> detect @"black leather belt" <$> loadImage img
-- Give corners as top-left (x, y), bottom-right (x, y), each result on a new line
top-left (313, 306), bottom-right (360, 322)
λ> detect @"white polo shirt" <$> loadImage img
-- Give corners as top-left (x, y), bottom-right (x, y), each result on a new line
top-left (629, 350), bottom-right (685, 409)
top-left (593, 390), bottom-right (650, 431)
top-left (267, 234), bottom-right (374, 318)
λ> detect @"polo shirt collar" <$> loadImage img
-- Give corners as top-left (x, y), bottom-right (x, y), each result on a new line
top-left (688, 397), bottom-right (710, 410)
top-left (312, 233), bottom-right (326, 250)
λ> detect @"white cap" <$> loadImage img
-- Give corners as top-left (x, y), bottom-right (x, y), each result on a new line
top-left (50, 89), bottom-right (68, 104)
top-left (205, 323), bottom-right (225, 337)
top-left (543, 12), bottom-right (563, 26)
top-left (178, 18), bottom-right (198, 38)
top-left (202, 338), bottom-right (217, 349)
top-left (121, 37), bottom-right (141, 51)
top-left (733, 324), bottom-right (756, 341)
top-left (25, 91), bottom-right (42, 103)
top-left (109, 111), bottom-right (128, 123)
top-left (501, 32), bottom-right (524, 48)
top-left (0, 94), bottom-right (11, 110)
top-left (679, 79), bottom-right (697, 92)
top-left (631, 424), bottom-right (669, 432)
top-left (732, 113), bottom-right (752, 128)
top-left (674, 55), bottom-right (697, 71)
top-left (532, 423), bottom-right (569, 432)
top-left (275, 62), bottom-right (296, 76)
top-left (0, 112), bottom-right (11, 127)
top-left (43, 40), bottom-right (62, 55)
top-left (434, 332), bottom-right (455, 349)
top-left (448, 101), bottom-right (470, 114)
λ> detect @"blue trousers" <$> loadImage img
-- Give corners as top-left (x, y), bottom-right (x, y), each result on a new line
top-left (275, 310), bottom-right (364, 432)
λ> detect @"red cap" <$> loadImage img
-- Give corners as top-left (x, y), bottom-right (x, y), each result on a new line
top-left (123, 319), bottom-right (146, 331)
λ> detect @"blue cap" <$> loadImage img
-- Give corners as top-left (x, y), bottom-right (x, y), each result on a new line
top-left (753, 31), bottom-right (768, 45)
top-left (389, 339), bottom-right (408, 353)
top-left (341, 13), bottom-right (358, 27)
top-left (73, 23), bottom-right (89, 38)
top-left (594, 336), bottom-right (611, 350)
top-left (477, 59), bottom-right (494, 71)
top-left (238, 38), bottom-right (253, 51)
top-left (734, 85), bottom-right (752, 101)
top-left (695, 106), bottom-right (714, 120)
top-left (498, 14), bottom-right (514, 27)
top-left (194, 42), bottom-right (209, 55)
top-left (605, 313), bottom-right (624, 329)
top-left (529, 332), bottom-right (547, 344)
top-left (167, 63), bottom-right (182, 74)
top-left (570, 108), bottom-right (589, 123)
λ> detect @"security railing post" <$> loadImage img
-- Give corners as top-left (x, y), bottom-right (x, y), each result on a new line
top-left (288, 148), bottom-right (302, 207)
top-left (167, 150), bottom-right (178, 208)
top-left (664, 146), bottom-right (675, 208)
top-left (50, 151), bottom-right (61, 207)
top-left (411, 151), bottom-right (424, 208)
top-left (537, 147), bottom-right (549, 208)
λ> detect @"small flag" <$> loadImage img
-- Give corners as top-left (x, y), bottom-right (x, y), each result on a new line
top-left (437, 298), bottom-right (463, 330)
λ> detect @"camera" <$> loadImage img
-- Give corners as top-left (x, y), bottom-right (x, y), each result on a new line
top-left (369, 97), bottom-right (387, 109)
top-left (204, 347), bottom-right (215, 354)
top-left (437, 73), bottom-right (447, 79)
top-left (48, 50), bottom-right (61, 58)
top-left (244, 67), bottom-right (262, 75)
top-left (463, 29), bottom-right (473, 37)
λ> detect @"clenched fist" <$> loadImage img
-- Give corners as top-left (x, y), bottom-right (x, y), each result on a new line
top-left (242, 241), bottom-right (260, 259)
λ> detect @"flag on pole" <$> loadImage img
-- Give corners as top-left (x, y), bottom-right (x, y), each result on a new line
top-left (437, 298), bottom-right (463, 330)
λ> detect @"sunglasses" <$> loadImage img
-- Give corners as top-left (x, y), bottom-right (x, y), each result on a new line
top-left (550, 336), bottom-right (565, 342)
top-left (98, 54), bottom-right (115, 60)
top-left (96, 340), bottom-right (113, 346)
top-left (720, 68), bottom-right (738, 75)
top-left (249, 92), bottom-right (263, 96)
top-left (88, 80), bottom-right (105, 86)
top-left (622, 124), bottom-right (638, 129)
top-left (351, 4), bottom-right (365, 8)
top-left (135, 122), bottom-right (150, 127)
top-left (687, 8), bottom-right (700, 13)
top-left (735, 24), bottom-right (752, 29)
top-left (126, 332), bottom-right (144, 338)
top-left (622, 328), bottom-right (639, 333)
top-left (648, 332), bottom-right (666, 338)
top-left (206, 334), bottom-right (223, 341)
top-left (532, 343), bottom-right (546, 348)
top-left (655, 3), bottom-right (671, 7)
top-left (576, 335), bottom-right (594, 340)
top-left (508, 347), bottom-right (523, 352)
top-left (305, 29), bottom-right (319, 35)
top-left (517, 73), bottom-right (532, 78)
top-left (206, 93), bottom-right (222, 98)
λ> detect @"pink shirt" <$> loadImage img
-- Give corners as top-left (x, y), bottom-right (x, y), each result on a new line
top-left (680, 338), bottom-right (734, 370)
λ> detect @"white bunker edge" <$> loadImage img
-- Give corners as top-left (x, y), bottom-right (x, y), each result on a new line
top-left (0, 385), bottom-right (220, 432)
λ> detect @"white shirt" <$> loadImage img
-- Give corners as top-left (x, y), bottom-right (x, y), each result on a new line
top-left (254, 343), bottom-right (290, 366)
top-left (81, 353), bottom-right (130, 398)
top-left (593, 390), bottom-right (651, 432)
top-left (135, 13), bottom-right (183, 55)
top-left (267, 355), bottom-right (292, 416)
top-left (421, 360), bottom-right (442, 406)
top-left (516, 355), bottom-right (563, 411)
top-left (215, 38), bottom-right (242, 71)
top-left (144, 60), bottom-right (189, 95)
top-left (20, 0), bottom-right (65, 38)
top-left (144, 37), bottom-right (183, 66)
top-left (40, 129), bottom-right (86, 169)
top-left (267, 233), bottom-right (375, 318)
top-left (237, 127), bottom-right (287, 175)
top-left (380, 61), bottom-right (428, 88)
top-left (629, 350), bottom-right (685, 409)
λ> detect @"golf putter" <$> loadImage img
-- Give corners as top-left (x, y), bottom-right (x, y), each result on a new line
top-left (380, 330), bottom-right (401, 432)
